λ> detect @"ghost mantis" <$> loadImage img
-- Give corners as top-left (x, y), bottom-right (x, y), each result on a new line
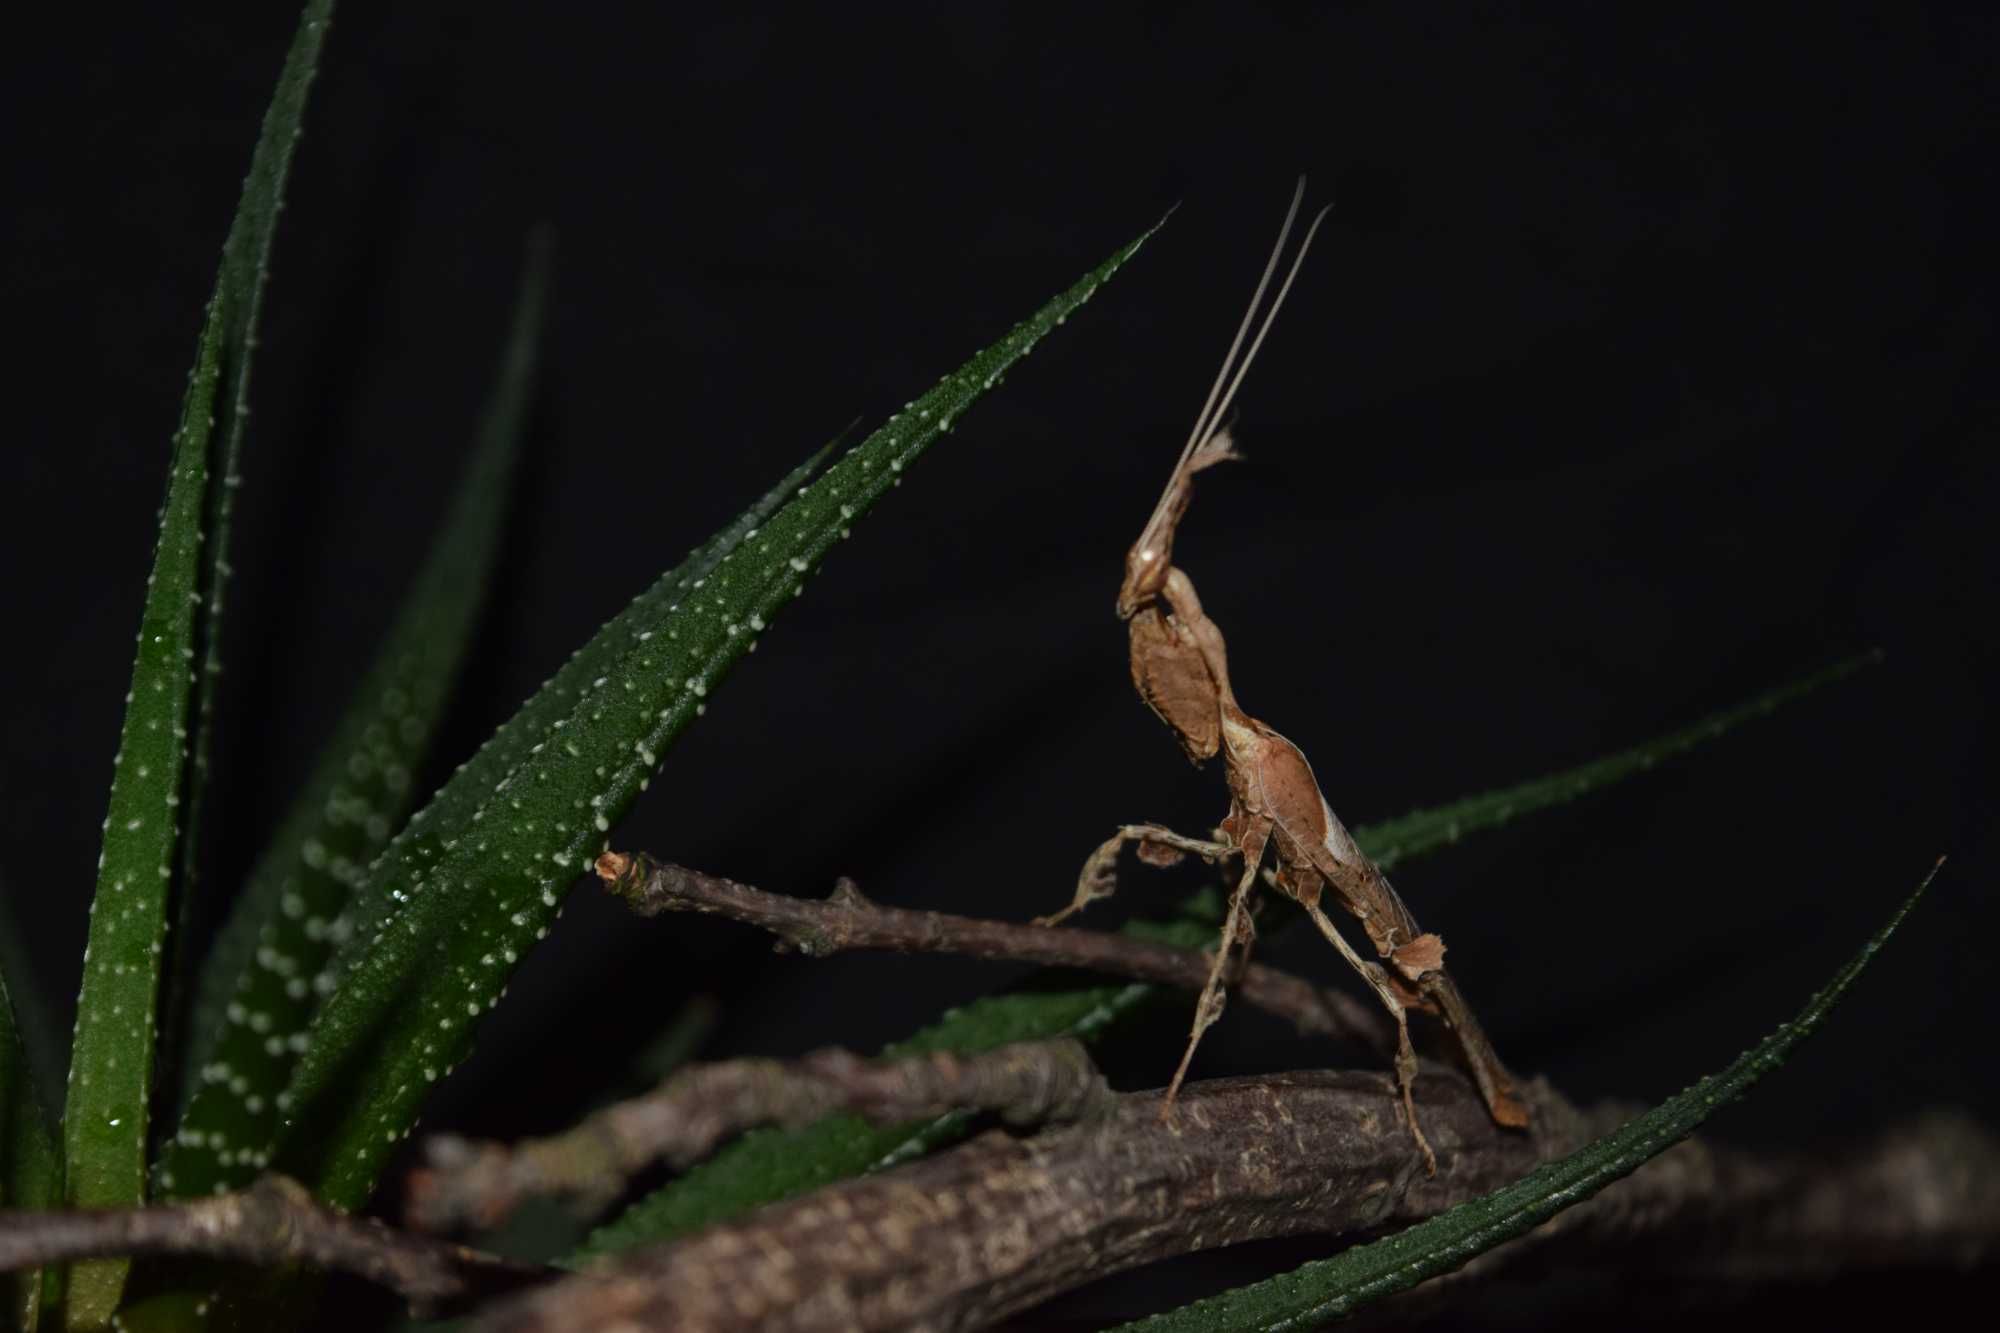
top-left (1040, 180), bottom-right (1530, 1171)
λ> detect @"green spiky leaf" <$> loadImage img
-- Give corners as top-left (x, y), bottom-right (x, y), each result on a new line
top-left (58, 314), bottom-right (224, 1331)
top-left (325, 426), bottom-right (842, 970)
top-left (1361, 652), bottom-right (1879, 870)
top-left (157, 237), bottom-right (551, 1200)
top-left (2, 963), bottom-right (61, 1331)
top-left (164, 0), bottom-right (340, 1079)
top-left (1110, 863), bottom-right (1937, 1332)
top-left (277, 220), bottom-right (1163, 1210)
top-left (161, 392), bottom-right (832, 1211)
top-left (60, 11), bottom-right (332, 1323)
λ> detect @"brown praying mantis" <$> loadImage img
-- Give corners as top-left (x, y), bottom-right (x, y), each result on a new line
top-left (1039, 180), bottom-right (1530, 1172)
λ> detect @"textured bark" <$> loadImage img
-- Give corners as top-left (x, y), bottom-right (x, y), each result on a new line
top-left (407, 1039), bottom-right (1115, 1232)
top-left (467, 1073), bottom-right (2000, 1333)
top-left (0, 1175), bottom-right (547, 1318)
top-left (3, 1067), bottom-right (1990, 1329)
top-left (470, 1069), bottom-right (1567, 1333)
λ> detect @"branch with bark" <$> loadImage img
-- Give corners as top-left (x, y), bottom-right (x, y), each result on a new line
top-left (594, 849), bottom-right (1390, 1053)
top-left (407, 1038), bottom-right (1115, 1231)
top-left (460, 1064), bottom-right (2000, 1333)
top-left (4, 856), bottom-right (1992, 1330)
top-left (2, 1054), bottom-right (1991, 1329)
top-left (0, 1176), bottom-right (548, 1319)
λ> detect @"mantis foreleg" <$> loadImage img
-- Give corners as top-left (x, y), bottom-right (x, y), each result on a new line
top-left (1036, 823), bottom-right (1238, 928)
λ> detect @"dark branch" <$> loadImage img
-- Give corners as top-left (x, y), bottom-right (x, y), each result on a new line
top-left (0, 1176), bottom-right (549, 1319)
top-left (466, 1068), bottom-right (1566, 1333)
top-left (407, 1038), bottom-right (1115, 1233)
top-left (595, 850), bottom-right (1389, 1052)
top-left (465, 1069), bottom-right (2000, 1333)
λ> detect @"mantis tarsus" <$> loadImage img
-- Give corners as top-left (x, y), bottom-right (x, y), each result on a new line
top-left (1042, 180), bottom-right (1530, 1172)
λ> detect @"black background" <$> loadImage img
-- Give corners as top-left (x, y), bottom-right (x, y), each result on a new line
top-left (3, 3), bottom-right (1996, 1325)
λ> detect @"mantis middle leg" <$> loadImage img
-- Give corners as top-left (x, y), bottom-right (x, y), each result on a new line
top-left (1162, 816), bottom-right (1271, 1115)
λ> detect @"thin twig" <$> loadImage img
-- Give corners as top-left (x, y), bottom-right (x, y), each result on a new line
top-left (406, 1038), bottom-right (1115, 1233)
top-left (0, 1175), bottom-right (549, 1318)
top-left (595, 850), bottom-right (1389, 1052)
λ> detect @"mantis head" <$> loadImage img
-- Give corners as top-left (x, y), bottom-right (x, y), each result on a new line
top-left (1118, 491), bottom-right (1186, 619)
top-left (1118, 549), bottom-right (1167, 621)
top-left (1117, 426), bottom-right (1234, 619)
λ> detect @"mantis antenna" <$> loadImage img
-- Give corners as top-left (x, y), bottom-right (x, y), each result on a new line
top-left (1172, 178), bottom-right (1333, 481)
top-left (1202, 201), bottom-right (1330, 449)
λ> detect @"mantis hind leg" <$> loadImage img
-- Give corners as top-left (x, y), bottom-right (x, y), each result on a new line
top-left (1161, 819), bottom-right (1270, 1117)
top-left (1038, 823), bottom-right (1238, 928)
top-left (1420, 971), bottom-right (1531, 1129)
top-left (1302, 901), bottom-right (1440, 1176)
